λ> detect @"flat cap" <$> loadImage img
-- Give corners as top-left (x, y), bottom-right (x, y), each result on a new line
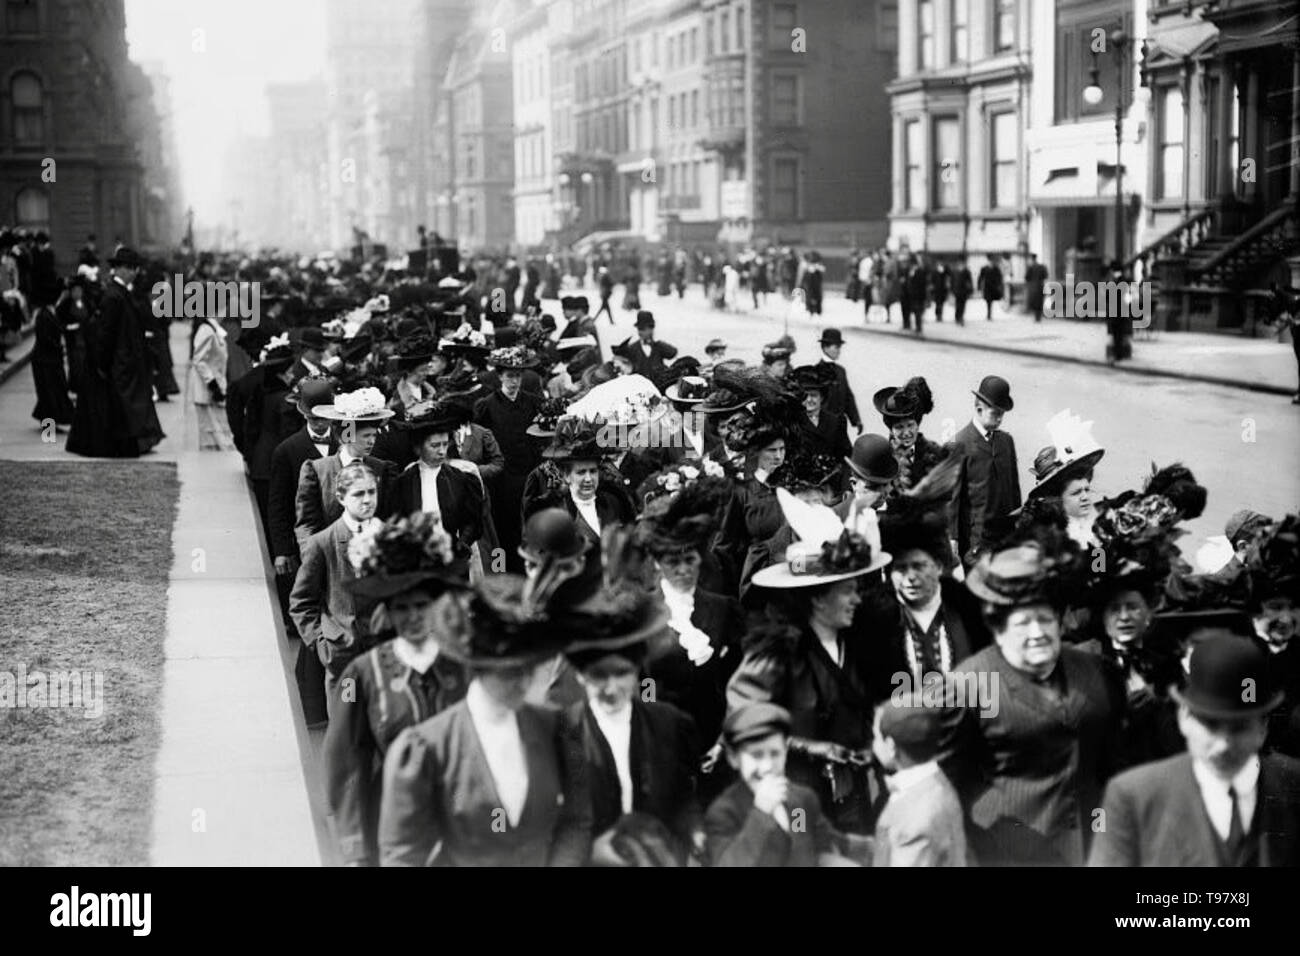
top-left (723, 703), bottom-right (792, 746)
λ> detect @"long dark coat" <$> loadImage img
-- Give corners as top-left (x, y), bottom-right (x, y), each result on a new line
top-left (31, 305), bottom-right (74, 424)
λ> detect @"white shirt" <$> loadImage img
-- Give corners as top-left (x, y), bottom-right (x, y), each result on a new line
top-left (391, 636), bottom-right (439, 674)
top-left (661, 579), bottom-right (715, 665)
top-left (683, 424), bottom-right (705, 458)
top-left (886, 759), bottom-right (941, 795)
top-left (466, 680), bottom-right (529, 827)
top-left (417, 461), bottom-right (444, 516)
top-left (571, 491), bottom-right (600, 535)
top-left (590, 701), bottom-right (635, 815)
top-left (339, 447), bottom-right (360, 467)
top-left (640, 341), bottom-right (653, 357)
top-left (1191, 755), bottom-right (1259, 842)
top-left (972, 416), bottom-right (993, 441)
top-left (1066, 515), bottom-right (1098, 549)
top-left (904, 587), bottom-right (943, 634)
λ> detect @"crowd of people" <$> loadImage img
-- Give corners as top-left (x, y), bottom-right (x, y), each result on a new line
top-left (9, 231), bottom-right (1300, 867)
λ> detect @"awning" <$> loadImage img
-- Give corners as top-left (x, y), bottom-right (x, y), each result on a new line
top-left (1029, 165), bottom-right (1137, 208)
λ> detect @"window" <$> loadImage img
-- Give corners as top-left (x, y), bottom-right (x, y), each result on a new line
top-left (690, 28), bottom-right (698, 63)
top-left (932, 116), bottom-right (960, 209)
top-left (771, 158), bottom-right (799, 219)
top-left (706, 16), bottom-right (714, 56)
top-left (6, 0), bottom-right (39, 33)
top-left (904, 119), bottom-right (923, 210)
top-left (990, 111), bottom-right (1017, 208)
top-left (994, 0), bottom-right (1015, 53)
top-left (631, 102), bottom-right (641, 149)
top-left (771, 75), bottom-right (799, 126)
top-left (918, 0), bottom-right (935, 70)
top-left (950, 0), bottom-right (968, 64)
top-left (651, 32), bottom-right (659, 66)
top-left (11, 72), bottom-right (44, 145)
top-left (691, 89), bottom-right (699, 128)
top-left (1157, 86), bottom-right (1184, 201)
top-left (14, 187), bottom-right (49, 233)
top-left (1054, 12), bottom-right (1128, 124)
top-left (669, 94), bottom-right (678, 129)
top-left (876, 1), bottom-right (898, 53)
top-left (772, 3), bottom-right (797, 48)
top-left (729, 75), bottom-right (745, 126)
top-left (736, 3), bottom-right (746, 49)
top-left (720, 11), bottom-right (729, 53)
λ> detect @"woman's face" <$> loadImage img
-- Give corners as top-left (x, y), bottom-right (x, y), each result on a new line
top-left (802, 390), bottom-right (823, 418)
top-left (889, 419), bottom-right (919, 449)
top-left (1254, 597), bottom-right (1298, 651)
top-left (419, 431), bottom-right (451, 467)
top-left (755, 439), bottom-right (786, 475)
top-left (1061, 477), bottom-right (1095, 520)
top-left (500, 369), bottom-right (524, 398)
top-left (566, 460), bottom-right (600, 500)
top-left (578, 653), bottom-right (640, 715)
top-left (478, 665), bottom-right (536, 710)
top-left (768, 359), bottom-right (789, 378)
top-left (994, 602), bottom-right (1062, 675)
top-left (657, 549), bottom-right (701, 593)
top-left (386, 588), bottom-right (437, 643)
top-left (1103, 589), bottom-right (1151, 647)
top-left (811, 579), bottom-right (862, 631)
top-left (891, 548), bottom-right (942, 608)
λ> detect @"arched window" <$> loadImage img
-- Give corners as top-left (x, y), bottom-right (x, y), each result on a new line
top-left (12, 72), bottom-right (45, 145)
top-left (14, 187), bottom-right (50, 232)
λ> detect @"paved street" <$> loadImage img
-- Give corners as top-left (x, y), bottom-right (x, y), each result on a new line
top-left (584, 285), bottom-right (1300, 552)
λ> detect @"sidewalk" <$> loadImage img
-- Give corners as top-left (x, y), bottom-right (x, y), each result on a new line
top-left (0, 322), bottom-right (323, 865)
top-left (578, 284), bottom-right (1297, 396)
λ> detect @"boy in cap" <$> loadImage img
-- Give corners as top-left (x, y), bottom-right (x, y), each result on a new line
top-left (871, 695), bottom-right (967, 866)
top-left (705, 703), bottom-right (858, 866)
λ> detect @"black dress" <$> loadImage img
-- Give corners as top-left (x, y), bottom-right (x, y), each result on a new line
top-left (31, 306), bottom-right (74, 425)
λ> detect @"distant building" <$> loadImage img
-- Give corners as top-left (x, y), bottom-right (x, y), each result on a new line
top-left (0, 0), bottom-right (161, 263)
top-left (266, 80), bottom-right (329, 252)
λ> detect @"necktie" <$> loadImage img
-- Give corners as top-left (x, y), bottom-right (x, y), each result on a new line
top-left (1226, 786), bottom-right (1245, 863)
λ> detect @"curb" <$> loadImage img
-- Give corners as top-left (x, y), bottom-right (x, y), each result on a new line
top-left (836, 316), bottom-right (1296, 398)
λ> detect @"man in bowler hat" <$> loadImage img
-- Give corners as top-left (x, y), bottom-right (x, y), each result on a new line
top-left (1089, 632), bottom-right (1300, 866)
top-left (613, 311), bottom-right (677, 390)
top-left (948, 375), bottom-right (1021, 568)
top-left (815, 328), bottom-right (862, 433)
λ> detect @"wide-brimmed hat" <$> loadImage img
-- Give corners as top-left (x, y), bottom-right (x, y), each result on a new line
top-left (844, 433), bottom-right (900, 485)
top-left (973, 375), bottom-right (1014, 412)
top-left (665, 375), bottom-right (710, 404)
top-left (393, 332), bottom-right (439, 369)
top-left (486, 344), bottom-right (540, 369)
top-left (428, 576), bottom-right (584, 669)
top-left (874, 377), bottom-right (934, 425)
top-left (819, 329), bottom-right (845, 347)
top-left (525, 396), bottom-right (571, 438)
top-left (402, 399), bottom-right (470, 440)
top-left (636, 477), bottom-right (730, 555)
top-left (343, 512), bottom-right (468, 600)
top-left (751, 489), bottom-right (891, 589)
top-left (1169, 631), bottom-right (1284, 719)
top-left (312, 386), bottom-right (395, 422)
top-left (107, 246), bottom-right (144, 268)
top-left (566, 373), bottom-right (667, 430)
top-left (792, 364), bottom-right (836, 396)
top-left (540, 416), bottom-right (617, 461)
top-left (1026, 409), bottom-right (1104, 500)
top-left (965, 541), bottom-right (1061, 607)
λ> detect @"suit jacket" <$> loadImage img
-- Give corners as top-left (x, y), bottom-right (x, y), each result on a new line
top-left (269, 427), bottom-right (333, 559)
top-left (653, 423), bottom-right (723, 466)
top-left (705, 780), bottom-right (838, 866)
top-left (526, 484), bottom-right (637, 547)
top-left (295, 454), bottom-right (398, 555)
top-left (802, 409), bottom-right (852, 459)
top-left (473, 389), bottom-right (543, 476)
top-left (456, 422), bottom-right (505, 484)
top-left (873, 766), bottom-right (967, 866)
top-left (289, 517), bottom-right (363, 653)
top-left (387, 461), bottom-right (485, 557)
top-left (949, 422), bottom-right (1022, 561)
top-left (613, 338), bottom-right (678, 387)
top-left (1089, 753), bottom-right (1300, 867)
top-left (939, 645), bottom-right (1125, 866)
top-left (564, 699), bottom-right (702, 856)
top-left (817, 359), bottom-right (861, 429)
top-left (378, 700), bottom-right (593, 866)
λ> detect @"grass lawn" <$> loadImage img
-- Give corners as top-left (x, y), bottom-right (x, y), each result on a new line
top-left (0, 460), bottom-right (179, 866)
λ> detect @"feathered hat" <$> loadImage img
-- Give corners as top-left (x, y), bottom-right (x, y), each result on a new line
top-left (767, 451), bottom-right (843, 495)
top-left (1027, 408), bottom-right (1105, 499)
top-left (873, 376), bottom-right (934, 426)
top-left (750, 488), bottom-right (892, 588)
top-left (344, 511), bottom-right (468, 600)
top-left (636, 476), bottom-right (731, 556)
top-left (707, 365), bottom-right (804, 453)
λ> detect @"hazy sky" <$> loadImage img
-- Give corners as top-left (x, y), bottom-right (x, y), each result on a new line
top-left (124, 0), bottom-right (327, 222)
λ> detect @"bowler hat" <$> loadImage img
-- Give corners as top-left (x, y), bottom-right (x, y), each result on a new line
top-left (723, 703), bottom-right (792, 747)
top-left (1170, 631), bottom-right (1283, 719)
top-left (704, 338), bottom-right (727, 355)
top-left (108, 247), bottom-right (144, 268)
top-left (635, 310), bottom-right (655, 329)
top-left (288, 377), bottom-right (336, 414)
top-left (819, 329), bottom-right (845, 347)
top-left (793, 364), bottom-right (836, 395)
top-left (844, 433), bottom-right (900, 485)
top-left (560, 296), bottom-right (578, 311)
top-left (973, 375), bottom-right (1014, 412)
top-left (519, 508), bottom-right (591, 563)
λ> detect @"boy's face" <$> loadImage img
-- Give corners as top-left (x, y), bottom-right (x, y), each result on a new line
top-left (727, 732), bottom-right (787, 788)
top-left (338, 477), bottom-right (378, 521)
top-left (871, 710), bottom-right (898, 772)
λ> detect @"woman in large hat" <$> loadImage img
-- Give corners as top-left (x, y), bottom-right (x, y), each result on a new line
top-left (636, 478), bottom-right (744, 784)
top-left (793, 364), bottom-right (851, 460)
top-left (873, 376), bottom-right (945, 499)
top-left (528, 416), bottom-right (637, 546)
top-left (387, 332), bottom-right (443, 415)
top-left (730, 489), bottom-right (893, 834)
top-left (322, 512), bottom-right (470, 866)
top-left (1025, 409), bottom-right (1105, 548)
top-left (943, 537), bottom-right (1125, 865)
top-left (378, 572), bottom-right (661, 865)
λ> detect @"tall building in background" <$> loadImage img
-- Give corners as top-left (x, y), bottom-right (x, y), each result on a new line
top-left (266, 80), bottom-right (330, 252)
top-left (219, 135), bottom-right (276, 251)
top-left (137, 62), bottom-right (185, 249)
top-left (511, 0), bottom-right (554, 246)
top-left (0, 0), bottom-right (161, 263)
top-left (324, 0), bottom-right (419, 249)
